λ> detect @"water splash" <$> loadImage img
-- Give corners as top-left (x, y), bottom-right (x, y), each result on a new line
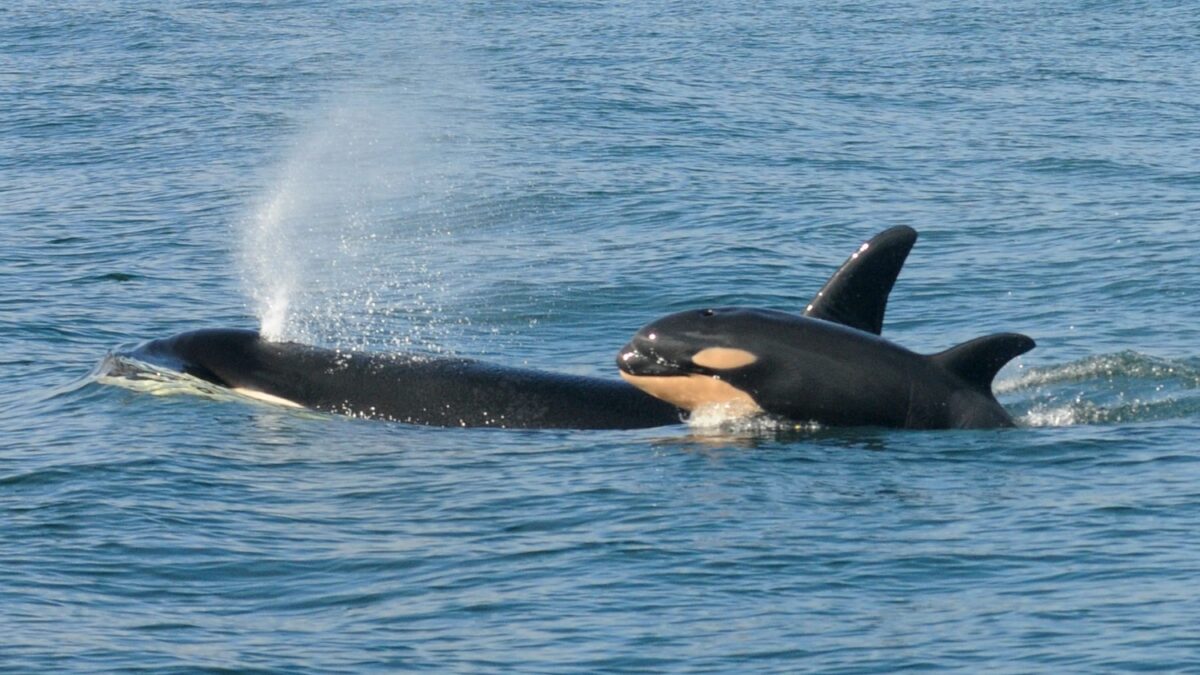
top-left (998, 351), bottom-right (1200, 426)
top-left (94, 353), bottom-right (241, 404)
top-left (998, 351), bottom-right (1200, 392)
top-left (684, 403), bottom-right (822, 435)
top-left (95, 353), bottom-right (326, 417)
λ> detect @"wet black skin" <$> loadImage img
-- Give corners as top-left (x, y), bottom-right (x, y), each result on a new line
top-left (125, 226), bottom-right (1006, 430)
top-left (132, 328), bottom-right (683, 429)
top-left (617, 307), bottom-right (1034, 429)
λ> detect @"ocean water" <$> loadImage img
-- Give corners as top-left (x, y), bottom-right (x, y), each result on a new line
top-left (4, 1), bottom-right (1200, 671)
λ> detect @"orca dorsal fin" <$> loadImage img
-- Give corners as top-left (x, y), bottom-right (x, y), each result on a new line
top-left (803, 226), bottom-right (918, 335)
top-left (931, 333), bottom-right (1036, 392)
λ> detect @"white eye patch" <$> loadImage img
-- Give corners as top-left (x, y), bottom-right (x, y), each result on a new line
top-left (690, 347), bottom-right (758, 370)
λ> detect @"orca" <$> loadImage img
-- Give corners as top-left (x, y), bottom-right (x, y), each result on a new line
top-left (121, 226), bottom-right (926, 429)
top-left (617, 228), bottom-right (1035, 429)
top-left (129, 328), bottom-right (683, 429)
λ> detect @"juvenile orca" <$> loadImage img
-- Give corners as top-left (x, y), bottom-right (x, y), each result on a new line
top-left (122, 226), bottom-right (924, 429)
top-left (617, 229), bottom-right (1035, 429)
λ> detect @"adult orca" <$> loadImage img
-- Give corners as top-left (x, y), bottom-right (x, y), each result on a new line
top-left (617, 229), bottom-right (1035, 429)
top-left (129, 328), bottom-right (682, 429)
top-left (123, 226), bottom-right (922, 429)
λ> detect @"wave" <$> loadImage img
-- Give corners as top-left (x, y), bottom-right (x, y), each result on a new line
top-left (684, 403), bottom-right (822, 435)
top-left (94, 353), bottom-right (234, 401)
top-left (998, 351), bottom-right (1200, 427)
top-left (94, 352), bottom-right (323, 416)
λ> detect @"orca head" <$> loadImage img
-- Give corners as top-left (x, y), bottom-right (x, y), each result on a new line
top-left (135, 328), bottom-right (264, 387)
top-left (616, 307), bottom-right (782, 417)
top-left (133, 328), bottom-right (310, 409)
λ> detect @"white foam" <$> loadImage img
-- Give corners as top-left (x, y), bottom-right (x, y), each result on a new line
top-left (96, 355), bottom-right (237, 402)
top-left (684, 403), bottom-right (821, 434)
top-left (1019, 405), bottom-right (1082, 427)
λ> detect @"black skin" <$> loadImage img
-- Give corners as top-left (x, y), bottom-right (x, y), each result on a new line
top-left (132, 328), bottom-right (683, 429)
top-left (617, 307), bottom-right (1034, 430)
top-left (124, 226), bottom-right (1008, 430)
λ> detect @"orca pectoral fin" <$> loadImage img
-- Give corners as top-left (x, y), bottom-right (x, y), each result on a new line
top-left (931, 333), bottom-right (1036, 392)
top-left (803, 226), bottom-right (917, 335)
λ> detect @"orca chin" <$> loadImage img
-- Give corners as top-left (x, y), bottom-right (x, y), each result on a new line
top-left (617, 370), bottom-right (764, 418)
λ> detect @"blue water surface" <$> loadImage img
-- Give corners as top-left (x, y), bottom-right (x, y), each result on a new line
top-left (4, 1), bottom-right (1200, 671)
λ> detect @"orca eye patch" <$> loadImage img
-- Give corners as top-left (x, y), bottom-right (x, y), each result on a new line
top-left (691, 347), bottom-right (758, 370)
top-left (701, 309), bottom-right (714, 317)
